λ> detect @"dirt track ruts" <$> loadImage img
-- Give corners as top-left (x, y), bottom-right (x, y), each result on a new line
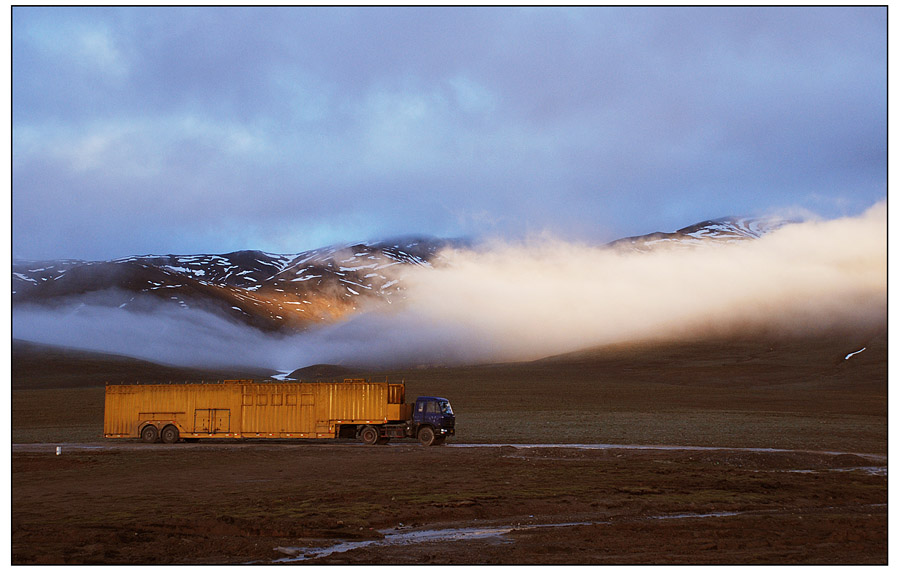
top-left (13, 440), bottom-right (888, 461)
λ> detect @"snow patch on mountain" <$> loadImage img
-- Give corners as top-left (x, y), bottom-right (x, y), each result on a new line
top-left (12, 237), bottom-right (464, 332)
top-left (608, 215), bottom-right (797, 252)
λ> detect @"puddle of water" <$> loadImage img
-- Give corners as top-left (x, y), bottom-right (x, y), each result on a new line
top-left (274, 539), bottom-right (380, 561)
top-left (273, 526), bottom-right (517, 562)
top-left (270, 511), bottom-right (765, 562)
top-left (832, 466), bottom-right (887, 476)
top-left (649, 511), bottom-right (742, 520)
top-left (261, 501), bottom-right (888, 563)
top-left (765, 466), bottom-right (886, 477)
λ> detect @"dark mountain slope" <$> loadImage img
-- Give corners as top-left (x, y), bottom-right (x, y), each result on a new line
top-left (13, 237), bottom-right (463, 332)
top-left (12, 339), bottom-right (271, 389)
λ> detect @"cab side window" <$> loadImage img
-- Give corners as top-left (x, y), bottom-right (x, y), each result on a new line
top-left (426, 401), bottom-right (439, 414)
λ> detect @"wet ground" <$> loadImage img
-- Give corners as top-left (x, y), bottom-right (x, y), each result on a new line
top-left (268, 506), bottom-right (887, 564)
top-left (12, 441), bottom-right (887, 564)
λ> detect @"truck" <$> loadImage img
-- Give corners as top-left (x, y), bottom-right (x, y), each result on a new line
top-left (103, 379), bottom-right (455, 446)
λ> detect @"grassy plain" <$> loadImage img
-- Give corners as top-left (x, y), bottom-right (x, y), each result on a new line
top-left (11, 326), bottom-right (888, 564)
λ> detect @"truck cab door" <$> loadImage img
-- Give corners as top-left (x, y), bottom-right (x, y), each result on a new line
top-left (413, 399), bottom-right (427, 425)
top-left (414, 399), bottom-right (443, 429)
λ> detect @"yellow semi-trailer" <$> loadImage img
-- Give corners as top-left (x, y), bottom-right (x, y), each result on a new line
top-left (104, 379), bottom-right (456, 446)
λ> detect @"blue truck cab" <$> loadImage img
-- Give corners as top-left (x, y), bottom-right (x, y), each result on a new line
top-left (412, 396), bottom-right (455, 446)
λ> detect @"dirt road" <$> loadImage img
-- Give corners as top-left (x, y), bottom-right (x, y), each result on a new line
top-left (14, 441), bottom-right (889, 456)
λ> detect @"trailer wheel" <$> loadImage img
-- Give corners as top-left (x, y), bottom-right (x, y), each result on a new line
top-left (140, 424), bottom-right (159, 443)
top-left (360, 425), bottom-right (380, 445)
top-left (160, 425), bottom-right (180, 444)
top-left (417, 426), bottom-right (436, 446)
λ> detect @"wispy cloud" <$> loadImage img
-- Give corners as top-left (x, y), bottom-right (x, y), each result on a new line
top-left (12, 6), bottom-right (886, 260)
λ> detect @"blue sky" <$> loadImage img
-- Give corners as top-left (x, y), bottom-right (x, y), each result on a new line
top-left (12, 6), bottom-right (887, 261)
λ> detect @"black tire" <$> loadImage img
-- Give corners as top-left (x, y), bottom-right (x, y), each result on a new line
top-left (140, 424), bottom-right (159, 443)
top-left (376, 437), bottom-right (391, 445)
top-left (160, 425), bottom-right (180, 444)
top-left (417, 426), bottom-right (436, 446)
top-left (360, 425), bottom-right (380, 445)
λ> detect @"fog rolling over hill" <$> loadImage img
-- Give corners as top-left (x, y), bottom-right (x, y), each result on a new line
top-left (12, 203), bottom-right (886, 370)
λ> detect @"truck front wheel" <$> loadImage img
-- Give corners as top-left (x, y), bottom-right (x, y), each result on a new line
top-left (360, 425), bottom-right (380, 445)
top-left (417, 426), bottom-right (436, 446)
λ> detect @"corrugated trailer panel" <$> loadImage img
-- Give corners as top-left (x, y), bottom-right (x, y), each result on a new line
top-left (105, 380), bottom-right (411, 440)
top-left (326, 381), bottom-right (387, 423)
top-left (104, 383), bottom-right (242, 437)
top-left (240, 383), bottom-right (320, 437)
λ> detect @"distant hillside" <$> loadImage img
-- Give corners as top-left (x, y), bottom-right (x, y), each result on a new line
top-left (535, 323), bottom-right (887, 389)
top-left (12, 339), bottom-right (272, 389)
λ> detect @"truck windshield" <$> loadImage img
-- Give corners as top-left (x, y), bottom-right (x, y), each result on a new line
top-left (440, 401), bottom-right (453, 415)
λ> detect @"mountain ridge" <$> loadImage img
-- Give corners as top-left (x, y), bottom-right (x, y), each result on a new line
top-left (606, 215), bottom-right (796, 252)
top-left (13, 237), bottom-right (466, 332)
top-left (12, 216), bottom-right (795, 333)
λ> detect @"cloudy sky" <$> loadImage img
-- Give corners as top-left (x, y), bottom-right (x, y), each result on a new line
top-left (12, 6), bottom-right (887, 261)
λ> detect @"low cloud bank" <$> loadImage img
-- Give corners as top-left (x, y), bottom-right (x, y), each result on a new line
top-left (392, 201), bottom-right (887, 363)
top-left (12, 202), bottom-right (886, 371)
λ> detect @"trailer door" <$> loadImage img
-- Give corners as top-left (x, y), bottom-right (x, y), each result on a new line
top-left (194, 409), bottom-right (230, 434)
